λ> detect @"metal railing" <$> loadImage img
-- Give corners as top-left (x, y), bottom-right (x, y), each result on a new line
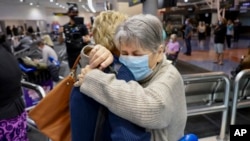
top-left (182, 72), bottom-right (231, 141)
top-left (230, 69), bottom-right (250, 125)
top-left (21, 80), bottom-right (46, 111)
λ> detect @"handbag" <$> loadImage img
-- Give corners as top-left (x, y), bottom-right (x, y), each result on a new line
top-left (28, 55), bottom-right (81, 141)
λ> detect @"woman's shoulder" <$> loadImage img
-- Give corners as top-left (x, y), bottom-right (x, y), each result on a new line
top-left (160, 59), bottom-right (180, 75)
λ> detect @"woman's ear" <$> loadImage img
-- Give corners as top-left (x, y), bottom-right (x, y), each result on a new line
top-left (158, 45), bottom-right (164, 54)
top-left (156, 45), bottom-right (164, 62)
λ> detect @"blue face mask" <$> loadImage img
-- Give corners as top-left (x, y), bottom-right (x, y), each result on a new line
top-left (119, 55), bottom-right (153, 81)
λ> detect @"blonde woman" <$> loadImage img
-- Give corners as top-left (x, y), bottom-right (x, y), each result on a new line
top-left (71, 11), bottom-right (150, 141)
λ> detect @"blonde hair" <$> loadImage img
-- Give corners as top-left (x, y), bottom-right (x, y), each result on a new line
top-left (92, 11), bottom-right (128, 52)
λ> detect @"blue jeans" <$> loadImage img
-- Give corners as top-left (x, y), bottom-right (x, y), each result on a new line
top-left (70, 87), bottom-right (150, 141)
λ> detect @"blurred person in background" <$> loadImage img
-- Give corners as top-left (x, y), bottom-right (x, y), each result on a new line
top-left (42, 34), bottom-right (54, 48)
top-left (165, 34), bottom-right (180, 62)
top-left (234, 18), bottom-right (241, 42)
top-left (213, 18), bottom-right (227, 65)
top-left (58, 3), bottom-right (90, 68)
top-left (197, 21), bottom-right (206, 49)
top-left (226, 19), bottom-right (234, 48)
top-left (184, 18), bottom-right (193, 56)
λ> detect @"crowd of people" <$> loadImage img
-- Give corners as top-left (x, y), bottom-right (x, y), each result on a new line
top-left (6, 25), bottom-right (41, 38)
top-left (162, 17), bottom-right (243, 66)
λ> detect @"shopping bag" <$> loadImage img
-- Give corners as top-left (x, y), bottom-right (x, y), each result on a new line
top-left (28, 55), bottom-right (81, 141)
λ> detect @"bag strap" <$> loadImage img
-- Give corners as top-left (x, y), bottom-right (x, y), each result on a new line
top-left (69, 55), bottom-right (81, 78)
top-left (72, 55), bottom-right (81, 70)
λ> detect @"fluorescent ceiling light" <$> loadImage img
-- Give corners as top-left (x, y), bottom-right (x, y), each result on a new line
top-left (184, 0), bottom-right (188, 2)
top-left (30, 2), bottom-right (33, 5)
top-left (87, 0), bottom-right (96, 13)
top-left (82, 5), bottom-right (90, 12)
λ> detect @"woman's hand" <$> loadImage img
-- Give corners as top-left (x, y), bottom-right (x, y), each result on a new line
top-left (89, 44), bottom-right (114, 70)
top-left (74, 65), bottom-right (93, 87)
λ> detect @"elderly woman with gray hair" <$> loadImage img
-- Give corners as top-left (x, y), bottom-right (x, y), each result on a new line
top-left (75, 14), bottom-right (187, 141)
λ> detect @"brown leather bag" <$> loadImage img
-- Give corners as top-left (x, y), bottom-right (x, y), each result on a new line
top-left (28, 55), bottom-right (81, 141)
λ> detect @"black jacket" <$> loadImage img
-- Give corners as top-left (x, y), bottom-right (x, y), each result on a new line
top-left (0, 45), bottom-right (24, 120)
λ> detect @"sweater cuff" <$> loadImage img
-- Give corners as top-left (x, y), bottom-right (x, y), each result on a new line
top-left (79, 45), bottom-right (94, 67)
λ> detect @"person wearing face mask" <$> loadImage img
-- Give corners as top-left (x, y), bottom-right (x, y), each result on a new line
top-left (58, 3), bottom-right (90, 68)
top-left (75, 14), bottom-right (187, 141)
top-left (165, 34), bottom-right (180, 63)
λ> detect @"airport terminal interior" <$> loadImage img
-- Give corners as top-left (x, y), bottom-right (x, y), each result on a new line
top-left (0, 0), bottom-right (250, 141)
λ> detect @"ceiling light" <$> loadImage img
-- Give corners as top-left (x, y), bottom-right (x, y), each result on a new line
top-left (30, 2), bottom-right (33, 6)
top-left (82, 5), bottom-right (89, 12)
top-left (79, 0), bottom-right (82, 2)
top-left (56, 3), bottom-right (59, 5)
top-left (87, 0), bottom-right (96, 13)
top-left (20, 0), bottom-right (24, 2)
top-left (50, 0), bottom-right (54, 2)
top-left (184, 0), bottom-right (188, 2)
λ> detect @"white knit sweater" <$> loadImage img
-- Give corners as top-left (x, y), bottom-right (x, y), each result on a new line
top-left (79, 53), bottom-right (187, 141)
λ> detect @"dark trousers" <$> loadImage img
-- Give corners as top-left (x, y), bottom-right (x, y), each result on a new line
top-left (67, 52), bottom-right (80, 68)
top-left (185, 38), bottom-right (192, 55)
top-left (226, 35), bottom-right (232, 48)
top-left (234, 30), bottom-right (240, 42)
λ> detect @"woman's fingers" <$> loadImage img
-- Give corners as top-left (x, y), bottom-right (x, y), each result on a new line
top-left (89, 45), bottom-right (113, 69)
top-left (74, 69), bottom-right (86, 87)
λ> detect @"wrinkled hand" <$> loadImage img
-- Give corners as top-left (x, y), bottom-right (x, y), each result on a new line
top-left (89, 44), bottom-right (114, 70)
top-left (74, 65), bottom-right (92, 87)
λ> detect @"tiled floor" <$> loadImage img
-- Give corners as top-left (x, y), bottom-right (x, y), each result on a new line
top-left (178, 38), bottom-right (249, 75)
